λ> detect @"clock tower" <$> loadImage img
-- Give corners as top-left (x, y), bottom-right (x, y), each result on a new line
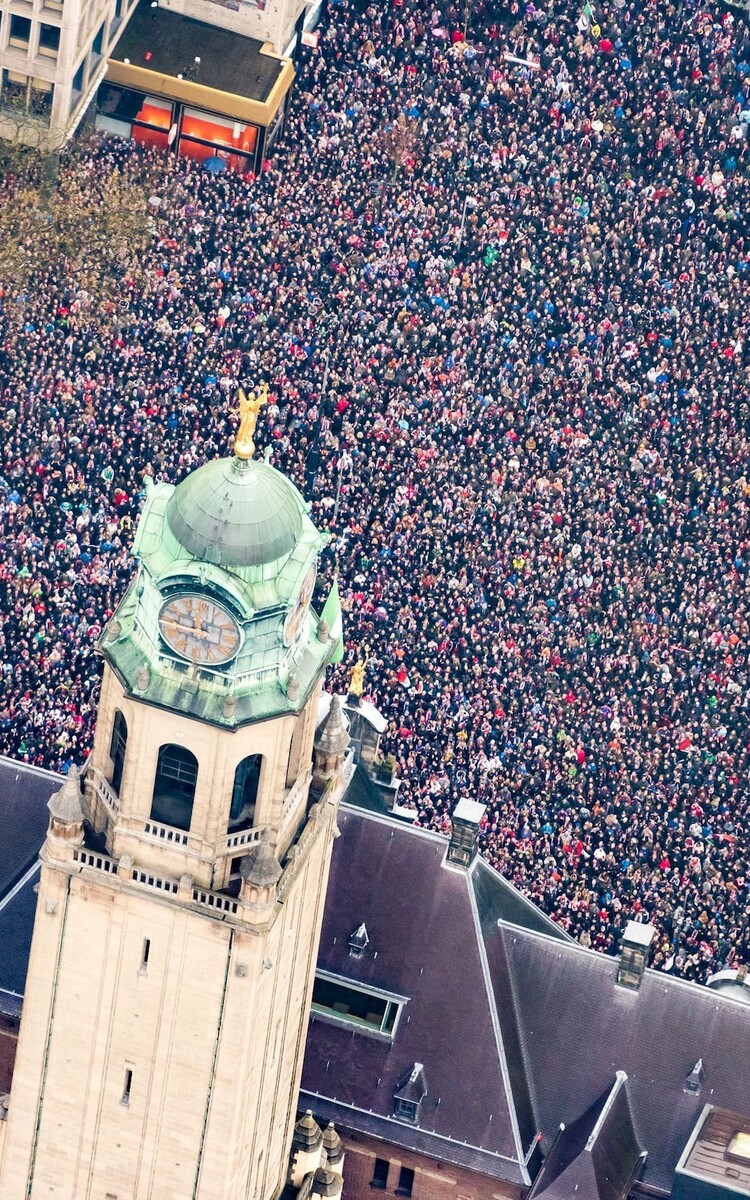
top-left (0, 402), bottom-right (351, 1200)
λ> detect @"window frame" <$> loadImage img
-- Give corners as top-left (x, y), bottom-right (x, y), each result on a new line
top-left (370, 1158), bottom-right (389, 1190)
top-left (38, 22), bottom-right (61, 56)
top-left (9, 13), bottom-right (32, 46)
top-left (394, 1098), bottom-right (418, 1124)
top-left (311, 970), bottom-right (407, 1039)
top-left (151, 743), bottom-right (199, 832)
top-left (109, 709), bottom-right (128, 792)
top-left (396, 1166), bottom-right (415, 1197)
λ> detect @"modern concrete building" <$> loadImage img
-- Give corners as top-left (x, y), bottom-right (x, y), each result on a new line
top-left (158, 0), bottom-right (307, 59)
top-left (0, 0), bottom-right (139, 146)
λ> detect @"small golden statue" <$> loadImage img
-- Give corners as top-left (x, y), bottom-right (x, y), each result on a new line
top-left (234, 384), bottom-right (268, 460)
top-left (348, 648), bottom-right (369, 699)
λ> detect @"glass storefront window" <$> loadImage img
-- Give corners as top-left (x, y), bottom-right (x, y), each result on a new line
top-left (96, 84), bottom-right (173, 147)
top-left (94, 86), bottom-right (259, 172)
top-left (178, 108), bottom-right (256, 172)
top-left (180, 107), bottom-right (256, 153)
top-left (133, 94), bottom-right (172, 149)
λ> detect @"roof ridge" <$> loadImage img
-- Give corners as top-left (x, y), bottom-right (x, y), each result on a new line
top-left (0, 755), bottom-right (63, 783)
top-left (496, 923), bottom-right (542, 1137)
top-left (614, 1059), bottom-right (649, 1157)
top-left (501, 921), bottom-right (750, 1012)
top-left (470, 856), bottom-right (574, 943)
top-left (466, 869), bottom-right (531, 1183)
top-left (585, 1071), bottom-right (628, 1152)
top-left (338, 802), bottom-right (449, 846)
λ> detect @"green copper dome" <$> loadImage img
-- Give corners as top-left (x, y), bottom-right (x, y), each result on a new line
top-left (165, 455), bottom-right (304, 568)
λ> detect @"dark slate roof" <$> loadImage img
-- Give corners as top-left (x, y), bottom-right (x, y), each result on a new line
top-left (0, 758), bottom-right (51, 1019)
top-left (0, 863), bottom-right (40, 997)
top-left (0, 757), bottom-right (55, 897)
top-left (305, 804), bottom-right (750, 1199)
top-left (472, 854), bottom-right (570, 943)
top-left (340, 763), bottom-right (386, 815)
top-left (497, 924), bottom-right (750, 1194)
top-left (528, 1074), bottom-right (646, 1200)
top-left (394, 1063), bottom-right (428, 1104)
top-left (300, 806), bottom-right (531, 1186)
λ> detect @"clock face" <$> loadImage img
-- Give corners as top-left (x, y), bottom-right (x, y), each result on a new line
top-left (283, 564), bottom-right (316, 647)
top-left (158, 594), bottom-right (241, 666)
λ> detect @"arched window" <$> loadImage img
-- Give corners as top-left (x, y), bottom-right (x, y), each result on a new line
top-left (151, 744), bottom-right (198, 832)
top-left (229, 755), bottom-right (262, 831)
top-left (109, 710), bottom-right (128, 793)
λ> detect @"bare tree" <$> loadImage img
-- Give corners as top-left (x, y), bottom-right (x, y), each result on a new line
top-left (0, 118), bottom-right (163, 320)
top-left (380, 113), bottom-right (422, 184)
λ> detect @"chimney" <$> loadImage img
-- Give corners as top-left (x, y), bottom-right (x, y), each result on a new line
top-left (616, 921), bottom-right (655, 990)
top-left (447, 798), bottom-right (486, 867)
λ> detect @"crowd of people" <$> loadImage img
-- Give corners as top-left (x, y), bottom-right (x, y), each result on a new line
top-left (1, 0), bottom-right (749, 983)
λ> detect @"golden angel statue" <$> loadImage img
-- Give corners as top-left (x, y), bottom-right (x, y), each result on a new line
top-left (234, 384), bottom-right (269, 459)
top-left (349, 648), bottom-right (369, 698)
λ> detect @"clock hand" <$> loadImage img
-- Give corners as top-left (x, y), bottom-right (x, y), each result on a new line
top-left (162, 619), bottom-right (208, 640)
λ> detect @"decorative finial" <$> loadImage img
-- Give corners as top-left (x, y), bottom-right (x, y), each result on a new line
top-left (48, 765), bottom-right (85, 826)
top-left (348, 647), bottom-right (369, 699)
top-left (234, 384), bottom-right (268, 460)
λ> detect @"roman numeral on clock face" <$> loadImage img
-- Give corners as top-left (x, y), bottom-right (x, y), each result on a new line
top-left (159, 595), bottom-right (241, 665)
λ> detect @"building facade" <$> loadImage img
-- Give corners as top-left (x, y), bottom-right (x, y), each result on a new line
top-left (0, 0), bottom-right (138, 146)
top-left (0, 410), bottom-right (351, 1198)
top-left (0, 0), bottom-right (301, 151)
top-left (97, 2), bottom-right (294, 175)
